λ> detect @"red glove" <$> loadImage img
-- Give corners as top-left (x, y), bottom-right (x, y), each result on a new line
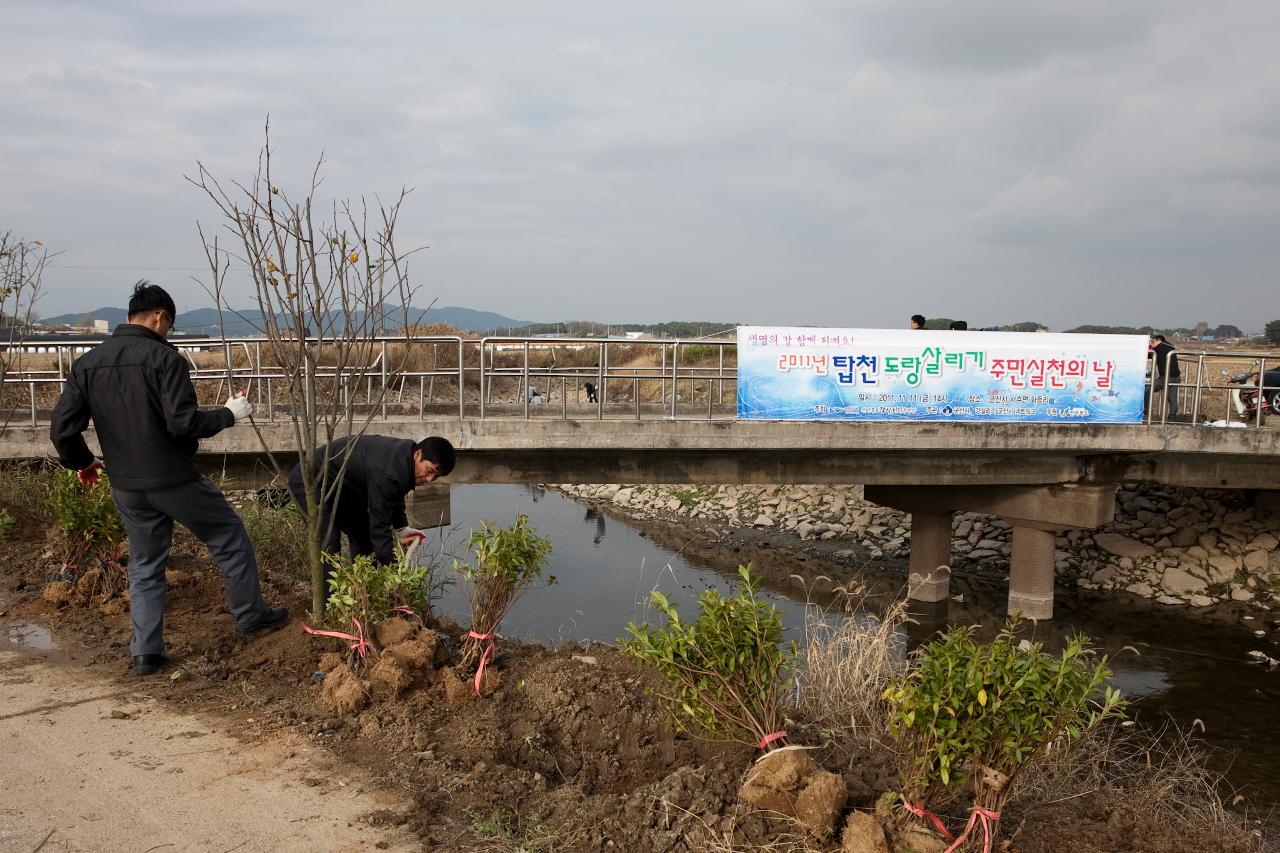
top-left (78, 460), bottom-right (104, 486)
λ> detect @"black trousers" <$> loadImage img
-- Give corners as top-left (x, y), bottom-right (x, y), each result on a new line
top-left (286, 468), bottom-right (376, 560)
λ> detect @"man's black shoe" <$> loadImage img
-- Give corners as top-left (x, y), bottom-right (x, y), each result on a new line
top-left (132, 654), bottom-right (167, 676)
top-left (236, 606), bottom-right (289, 637)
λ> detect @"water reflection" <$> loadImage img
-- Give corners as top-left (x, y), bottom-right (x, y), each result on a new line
top-left (435, 484), bottom-right (810, 647)
top-left (583, 507), bottom-right (607, 546)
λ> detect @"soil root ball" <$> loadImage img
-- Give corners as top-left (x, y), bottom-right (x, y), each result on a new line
top-left (841, 811), bottom-right (890, 853)
top-left (42, 581), bottom-right (73, 607)
top-left (795, 770), bottom-right (848, 838)
top-left (320, 662), bottom-right (369, 716)
top-left (384, 629), bottom-right (447, 672)
top-left (740, 747), bottom-right (846, 837)
top-left (75, 568), bottom-right (103, 598)
top-left (369, 654), bottom-right (413, 698)
top-left (443, 665), bottom-right (501, 704)
top-left (375, 617), bottom-right (417, 648)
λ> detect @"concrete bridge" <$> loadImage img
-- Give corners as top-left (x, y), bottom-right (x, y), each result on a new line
top-left (4, 416), bottom-right (1279, 621)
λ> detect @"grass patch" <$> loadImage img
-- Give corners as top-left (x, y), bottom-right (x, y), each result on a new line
top-left (675, 489), bottom-right (701, 507)
top-left (239, 492), bottom-right (309, 581)
top-left (1013, 718), bottom-right (1264, 845)
top-left (796, 595), bottom-right (910, 752)
top-left (0, 460), bottom-right (56, 527)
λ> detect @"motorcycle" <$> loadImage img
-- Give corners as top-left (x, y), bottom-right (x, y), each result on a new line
top-left (1222, 362), bottom-right (1280, 424)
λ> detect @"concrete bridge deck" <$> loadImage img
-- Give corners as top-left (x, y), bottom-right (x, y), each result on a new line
top-left (4, 418), bottom-right (1277, 489)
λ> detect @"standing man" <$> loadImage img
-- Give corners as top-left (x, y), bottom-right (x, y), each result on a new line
top-left (50, 282), bottom-right (287, 676)
top-left (1149, 334), bottom-right (1181, 418)
top-left (287, 435), bottom-right (455, 571)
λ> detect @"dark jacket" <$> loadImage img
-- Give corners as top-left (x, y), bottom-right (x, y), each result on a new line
top-left (290, 435), bottom-right (415, 564)
top-left (49, 324), bottom-right (235, 490)
top-left (1150, 341), bottom-right (1180, 380)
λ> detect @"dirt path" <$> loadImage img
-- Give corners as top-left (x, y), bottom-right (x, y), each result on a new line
top-left (0, 646), bottom-right (418, 853)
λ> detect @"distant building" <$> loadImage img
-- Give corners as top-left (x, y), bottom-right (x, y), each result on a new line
top-left (93, 319), bottom-right (110, 333)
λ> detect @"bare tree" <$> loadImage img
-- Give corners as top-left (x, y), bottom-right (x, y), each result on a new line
top-left (1, 233), bottom-right (54, 430)
top-left (188, 121), bottom-right (430, 619)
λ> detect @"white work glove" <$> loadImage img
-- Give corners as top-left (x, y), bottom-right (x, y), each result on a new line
top-left (398, 526), bottom-right (428, 561)
top-left (224, 392), bottom-right (254, 423)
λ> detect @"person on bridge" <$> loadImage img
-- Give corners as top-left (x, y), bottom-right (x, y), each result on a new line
top-left (48, 281), bottom-right (287, 677)
top-left (287, 435), bottom-right (456, 588)
top-left (1149, 334), bottom-right (1181, 418)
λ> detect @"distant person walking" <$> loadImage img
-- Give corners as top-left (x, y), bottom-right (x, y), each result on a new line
top-left (910, 314), bottom-right (926, 330)
top-left (1149, 334), bottom-right (1181, 418)
top-left (49, 281), bottom-right (286, 676)
top-left (583, 382), bottom-right (597, 403)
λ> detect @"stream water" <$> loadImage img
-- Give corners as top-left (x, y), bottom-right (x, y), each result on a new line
top-left (434, 484), bottom-right (1280, 813)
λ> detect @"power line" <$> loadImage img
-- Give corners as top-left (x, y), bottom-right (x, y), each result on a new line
top-left (48, 264), bottom-right (212, 271)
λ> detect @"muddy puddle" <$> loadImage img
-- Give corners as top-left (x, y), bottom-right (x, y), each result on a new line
top-left (433, 484), bottom-right (1280, 813)
top-left (0, 590), bottom-right (60, 655)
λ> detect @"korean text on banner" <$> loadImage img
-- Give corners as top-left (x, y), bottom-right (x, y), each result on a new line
top-left (736, 327), bottom-right (1148, 424)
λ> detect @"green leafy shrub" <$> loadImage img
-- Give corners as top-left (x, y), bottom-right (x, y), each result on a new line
top-left (886, 620), bottom-right (1125, 834)
top-left (623, 564), bottom-right (796, 750)
top-left (453, 514), bottom-right (553, 674)
top-left (324, 549), bottom-right (432, 631)
top-left (48, 469), bottom-right (126, 568)
top-left (0, 507), bottom-right (14, 544)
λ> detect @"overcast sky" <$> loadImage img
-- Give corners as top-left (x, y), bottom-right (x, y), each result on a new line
top-left (4, 1), bottom-right (1278, 331)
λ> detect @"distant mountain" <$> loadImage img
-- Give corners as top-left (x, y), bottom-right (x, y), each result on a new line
top-left (42, 304), bottom-right (532, 335)
top-left (41, 307), bottom-right (129, 327)
top-left (422, 306), bottom-right (533, 332)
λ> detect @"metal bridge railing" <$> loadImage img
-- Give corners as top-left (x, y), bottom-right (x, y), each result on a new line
top-left (3, 335), bottom-right (1276, 429)
top-left (1, 334), bottom-right (740, 426)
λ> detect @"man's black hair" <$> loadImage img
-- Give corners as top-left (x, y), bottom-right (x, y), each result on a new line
top-left (414, 436), bottom-right (456, 476)
top-left (949, 320), bottom-right (968, 331)
top-left (1152, 334), bottom-right (1168, 344)
top-left (127, 280), bottom-right (177, 320)
top-left (911, 314), bottom-right (926, 328)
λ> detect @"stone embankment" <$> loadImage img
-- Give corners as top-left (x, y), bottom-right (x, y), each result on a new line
top-left (556, 483), bottom-right (1280, 611)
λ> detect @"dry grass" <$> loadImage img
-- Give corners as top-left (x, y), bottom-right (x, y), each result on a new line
top-left (1013, 718), bottom-right (1265, 843)
top-left (674, 802), bottom-right (826, 853)
top-left (0, 460), bottom-right (56, 525)
top-left (795, 589), bottom-right (910, 752)
top-left (462, 805), bottom-right (586, 853)
top-left (237, 492), bottom-right (310, 583)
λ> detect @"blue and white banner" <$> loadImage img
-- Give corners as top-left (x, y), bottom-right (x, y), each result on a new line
top-left (736, 326), bottom-right (1148, 423)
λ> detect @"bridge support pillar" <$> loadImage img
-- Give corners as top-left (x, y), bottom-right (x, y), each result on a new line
top-left (1008, 526), bottom-right (1056, 620)
top-left (907, 512), bottom-right (952, 603)
top-left (407, 483), bottom-right (451, 529)
top-left (865, 483), bottom-right (1116, 620)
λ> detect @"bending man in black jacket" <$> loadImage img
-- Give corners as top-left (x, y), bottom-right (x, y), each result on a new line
top-left (50, 282), bottom-right (287, 676)
top-left (287, 435), bottom-right (455, 573)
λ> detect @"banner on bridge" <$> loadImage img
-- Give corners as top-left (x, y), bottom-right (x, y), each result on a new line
top-left (736, 326), bottom-right (1148, 423)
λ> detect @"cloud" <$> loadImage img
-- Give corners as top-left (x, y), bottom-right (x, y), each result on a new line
top-left (2, 0), bottom-right (1279, 331)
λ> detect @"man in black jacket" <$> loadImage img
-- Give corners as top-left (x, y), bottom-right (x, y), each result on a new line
top-left (1149, 334), bottom-right (1181, 418)
top-left (50, 282), bottom-right (286, 676)
top-left (287, 435), bottom-right (455, 570)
